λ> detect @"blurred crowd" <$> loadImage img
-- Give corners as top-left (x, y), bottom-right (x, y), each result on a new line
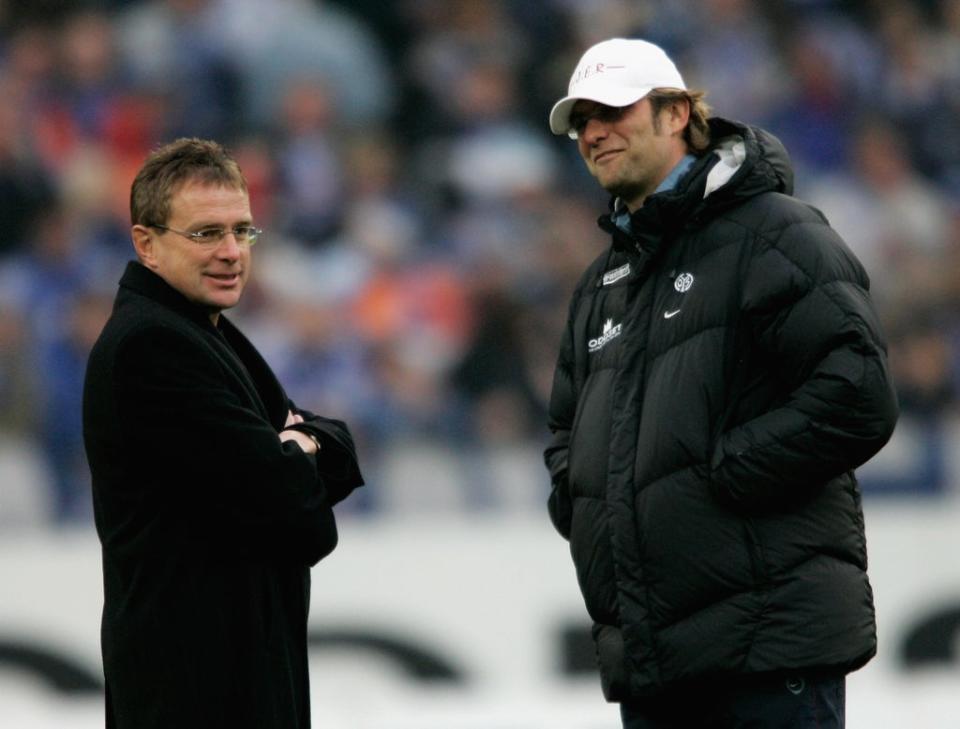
top-left (0, 0), bottom-right (958, 524)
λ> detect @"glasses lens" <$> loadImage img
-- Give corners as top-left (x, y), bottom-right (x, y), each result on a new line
top-left (195, 229), bottom-right (223, 245)
top-left (568, 114), bottom-right (587, 139)
top-left (567, 104), bottom-right (629, 139)
top-left (236, 227), bottom-right (259, 245)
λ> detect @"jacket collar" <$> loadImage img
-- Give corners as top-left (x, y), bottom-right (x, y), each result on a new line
top-left (596, 118), bottom-right (794, 257)
top-left (117, 260), bottom-right (223, 333)
top-left (599, 151), bottom-right (715, 259)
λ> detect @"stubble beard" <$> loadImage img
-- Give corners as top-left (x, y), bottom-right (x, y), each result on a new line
top-left (598, 164), bottom-right (650, 209)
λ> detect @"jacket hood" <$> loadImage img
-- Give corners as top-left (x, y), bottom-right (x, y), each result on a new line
top-left (599, 118), bottom-right (794, 255)
top-left (704, 117), bottom-right (793, 203)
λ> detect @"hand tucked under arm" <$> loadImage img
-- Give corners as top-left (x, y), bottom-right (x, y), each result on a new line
top-left (279, 427), bottom-right (319, 454)
top-left (279, 410), bottom-right (318, 454)
top-left (282, 406), bottom-right (364, 505)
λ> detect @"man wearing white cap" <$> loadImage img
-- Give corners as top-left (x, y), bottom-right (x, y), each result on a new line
top-left (543, 38), bottom-right (898, 728)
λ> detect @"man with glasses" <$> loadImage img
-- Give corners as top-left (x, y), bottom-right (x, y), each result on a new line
top-left (83, 137), bottom-right (363, 729)
top-left (543, 39), bottom-right (898, 727)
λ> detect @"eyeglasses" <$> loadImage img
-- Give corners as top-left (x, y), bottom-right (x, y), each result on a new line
top-left (150, 223), bottom-right (262, 246)
top-left (567, 103), bottom-right (634, 140)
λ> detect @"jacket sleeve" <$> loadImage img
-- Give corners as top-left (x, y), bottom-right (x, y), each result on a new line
top-left (544, 289), bottom-right (582, 539)
top-left (287, 404), bottom-right (364, 506)
top-left (709, 217), bottom-right (899, 511)
top-left (114, 326), bottom-right (337, 566)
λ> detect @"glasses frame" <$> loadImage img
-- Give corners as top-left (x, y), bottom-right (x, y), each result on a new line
top-left (149, 223), bottom-right (262, 246)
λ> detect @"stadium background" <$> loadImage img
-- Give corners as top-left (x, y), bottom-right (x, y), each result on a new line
top-left (1, 0), bottom-right (959, 726)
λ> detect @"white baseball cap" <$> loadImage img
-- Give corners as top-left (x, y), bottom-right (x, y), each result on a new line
top-left (549, 38), bottom-right (686, 136)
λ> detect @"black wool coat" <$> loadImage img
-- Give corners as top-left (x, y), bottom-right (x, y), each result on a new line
top-left (545, 119), bottom-right (899, 701)
top-left (83, 261), bottom-right (363, 729)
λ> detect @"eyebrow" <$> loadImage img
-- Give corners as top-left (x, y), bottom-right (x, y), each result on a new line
top-left (188, 219), bottom-right (254, 230)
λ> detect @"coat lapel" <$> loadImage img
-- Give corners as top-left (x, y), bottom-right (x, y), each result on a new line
top-left (117, 261), bottom-right (283, 425)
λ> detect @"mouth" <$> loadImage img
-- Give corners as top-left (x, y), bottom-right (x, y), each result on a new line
top-left (593, 149), bottom-right (622, 164)
top-left (206, 272), bottom-right (242, 286)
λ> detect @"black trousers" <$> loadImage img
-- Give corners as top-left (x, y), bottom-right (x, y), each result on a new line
top-left (620, 671), bottom-right (845, 729)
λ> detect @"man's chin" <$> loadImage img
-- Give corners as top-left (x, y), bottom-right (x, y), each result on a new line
top-left (603, 181), bottom-right (640, 203)
top-left (596, 169), bottom-right (629, 195)
top-left (204, 293), bottom-right (241, 313)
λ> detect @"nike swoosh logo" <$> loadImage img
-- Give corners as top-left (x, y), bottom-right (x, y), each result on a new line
top-left (664, 309), bottom-right (681, 319)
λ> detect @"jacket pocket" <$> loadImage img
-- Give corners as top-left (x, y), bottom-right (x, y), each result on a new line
top-left (567, 369), bottom-right (615, 500)
top-left (593, 622), bottom-right (629, 702)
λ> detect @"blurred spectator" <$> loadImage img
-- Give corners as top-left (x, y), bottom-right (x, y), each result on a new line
top-left (873, 0), bottom-right (960, 192)
top-left (452, 192), bottom-right (602, 447)
top-left (402, 0), bottom-right (530, 136)
top-left (0, 301), bottom-right (37, 435)
top-left (679, 0), bottom-right (787, 121)
top-left (271, 78), bottom-right (345, 245)
top-left (452, 268), bottom-right (544, 443)
top-left (116, 0), bottom-right (243, 141)
top-left (38, 289), bottom-right (113, 522)
top-left (0, 23), bottom-right (59, 255)
top-left (859, 309), bottom-right (957, 496)
top-left (1, 202), bottom-right (113, 522)
top-left (348, 204), bottom-right (474, 442)
top-left (59, 143), bottom-right (137, 261)
top-left (0, 98), bottom-right (55, 256)
top-left (212, 0), bottom-right (394, 129)
top-left (890, 316), bottom-right (958, 419)
top-left (33, 10), bottom-right (128, 169)
top-left (805, 118), bottom-right (954, 318)
top-left (764, 24), bottom-right (857, 175)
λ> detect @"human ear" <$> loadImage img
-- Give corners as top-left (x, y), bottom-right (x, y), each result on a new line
top-left (131, 225), bottom-right (158, 270)
top-left (667, 98), bottom-right (691, 136)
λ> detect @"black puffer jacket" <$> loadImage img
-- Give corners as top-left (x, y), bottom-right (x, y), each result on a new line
top-left (544, 118), bottom-right (898, 701)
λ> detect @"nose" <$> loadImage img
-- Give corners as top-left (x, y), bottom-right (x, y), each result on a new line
top-left (581, 116), bottom-right (608, 145)
top-left (215, 231), bottom-right (242, 259)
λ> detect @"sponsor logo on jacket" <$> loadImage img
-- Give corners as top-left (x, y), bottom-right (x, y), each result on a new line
top-left (589, 319), bottom-right (623, 353)
top-left (602, 263), bottom-right (631, 286)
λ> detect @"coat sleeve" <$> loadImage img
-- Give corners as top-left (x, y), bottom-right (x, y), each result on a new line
top-left (114, 326), bottom-right (337, 565)
top-left (287, 403), bottom-right (365, 506)
top-left (709, 216), bottom-right (899, 511)
top-left (544, 289), bottom-right (583, 539)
